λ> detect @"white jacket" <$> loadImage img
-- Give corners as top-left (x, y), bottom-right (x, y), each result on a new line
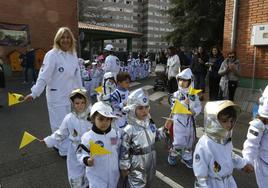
top-left (31, 49), bottom-right (83, 105)
top-left (104, 55), bottom-right (120, 77)
top-left (242, 118), bottom-right (268, 188)
top-left (77, 125), bottom-right (120, 188)
top-left (193, 135), bottom-right (246, 188)
top-left (167, 54), bottom-right (181, 80)
top-left (44, 112), bottom-right (92, 186)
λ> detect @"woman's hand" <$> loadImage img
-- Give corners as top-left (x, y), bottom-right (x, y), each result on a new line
top-left (24, 94), bottom-right (33, 101)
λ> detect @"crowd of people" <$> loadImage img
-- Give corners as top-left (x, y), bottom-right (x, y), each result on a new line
top-left (1, 26), bottom-right (266, 188)
top-left (157, 45), bottom-right (240, 102)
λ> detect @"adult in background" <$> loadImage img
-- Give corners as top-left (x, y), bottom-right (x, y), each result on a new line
top-left (178, 46), bottom-right (190, 71)
top-left (0, 57), bottom-right (5, 108)
top-left (166, 46), bottom-right (181, 94)
top-left (190, 46), bottom-right (209, 100)
top-left (207, 46), bottom-right (224, 100)
top-left (24, 27), bottom-right (83, 156)
top-left (23, 46), bottom-right (37, 84)
top-left (218, 51), bottom-right (240, 101)
top-left (103, 44), bottom-right (120, 79)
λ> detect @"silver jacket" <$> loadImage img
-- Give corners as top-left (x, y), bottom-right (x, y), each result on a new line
top-left (120, 88), bottom-right (163, 187)
top-left (204, 100), bottom-right (240, 145)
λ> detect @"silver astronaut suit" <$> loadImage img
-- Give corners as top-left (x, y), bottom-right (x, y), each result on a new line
top-left (120, 88), bottom-right (160, 188)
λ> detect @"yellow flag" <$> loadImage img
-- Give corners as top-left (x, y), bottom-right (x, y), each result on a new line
top-left (89, 140), bottom-right (112, 157)
top-left (188, 86), bottom-right (202, 95)
top-left (94, 86), bottom-right (103, 94)
top-left (171, 100), bottom-right (192, 115)
top-left (19, 131), bottom-right (37, 149)
top-left (8, 92), bottom-right (24, 106)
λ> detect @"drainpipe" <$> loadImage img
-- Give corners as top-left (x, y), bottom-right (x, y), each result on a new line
top-left (230, 0), bottom-right (239, 51)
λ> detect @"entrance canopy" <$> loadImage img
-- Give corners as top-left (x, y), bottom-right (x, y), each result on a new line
top-left (78, 22), bottom-right (142, 59)
top-left (79, 22), bottom-right (142, 40)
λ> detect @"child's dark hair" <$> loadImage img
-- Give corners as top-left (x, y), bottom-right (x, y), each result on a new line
top-left (218, 106), bottom-right (237, 120)
top-left (70, 93), bottom-right (86, 102)
top-left (177, 77), bottom-right (191, 88)
top-left (90, 111), bottom-right (99, 123)
top-left (117, 72), bottom-right (131, 83)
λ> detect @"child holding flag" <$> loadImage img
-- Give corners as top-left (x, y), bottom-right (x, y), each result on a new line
top-left (242, 85), bottom-right (268, 188)
top-left (168, 68), bottom-right (202, 168)
top-left (77, 101), bottom-right (120, 188)
top-left (42, 89), bottom-right (92, 188)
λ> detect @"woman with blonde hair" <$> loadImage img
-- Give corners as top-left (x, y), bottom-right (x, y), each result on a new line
top-left (25, 27), bottom-right (83, 157)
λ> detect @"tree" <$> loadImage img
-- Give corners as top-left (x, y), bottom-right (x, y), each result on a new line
top-left (166, 0), bottom-right (225, 48)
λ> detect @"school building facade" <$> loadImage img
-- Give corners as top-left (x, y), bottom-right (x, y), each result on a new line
top-left (0, 0), bottom-right (78, 76)
top-left (223, 0), bottom-right (268, 89)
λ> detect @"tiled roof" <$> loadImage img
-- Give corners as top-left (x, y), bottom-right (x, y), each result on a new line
top-left (78, 22), bottom-right (142, 36)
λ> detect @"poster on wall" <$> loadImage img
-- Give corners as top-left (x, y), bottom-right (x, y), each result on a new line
top-left (0, 22), bottom-right (30, 47)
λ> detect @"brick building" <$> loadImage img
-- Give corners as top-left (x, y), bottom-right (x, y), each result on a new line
top-left (0, 0), bottom-right (78, 76)
top-left (223, 0), bottom-right (268, 89)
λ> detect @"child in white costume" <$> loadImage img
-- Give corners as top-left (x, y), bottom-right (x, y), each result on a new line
top-left (43, 89), bottom-right (92, 188)
top-left (168, 68), bottom-right (202, 168)
top-left (77, 101), bottom-right (120, 188)
top-left (109, 72), bottom-right (131, 130)
top-left (193, 100), bottom-right (253, 188)
top-left (243, 85), bottom-right (268, 188)
top-left (102, 72), bottom-right (117, 96)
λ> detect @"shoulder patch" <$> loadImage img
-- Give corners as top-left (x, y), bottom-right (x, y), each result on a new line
top-left (249, 129), bottom-right (259, 136)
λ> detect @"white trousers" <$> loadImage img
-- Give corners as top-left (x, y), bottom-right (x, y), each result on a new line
top-left (255, 158), bottom-right (268, 188)
top-left (47, 103), bottom-right (70, 156)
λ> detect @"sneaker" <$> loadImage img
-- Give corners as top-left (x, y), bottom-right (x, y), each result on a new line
top-left (181, 158), bottom-right (193, 168)
top-left (167, 155), bottom-right (177, 166)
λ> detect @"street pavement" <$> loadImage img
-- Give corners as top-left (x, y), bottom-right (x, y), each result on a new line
top-left (0, 76), bottom-right (257, 188)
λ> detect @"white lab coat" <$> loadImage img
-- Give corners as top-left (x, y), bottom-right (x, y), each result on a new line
top-left (104, 54), bottom-right (120, 77)
top-left (77, 126), bottom-right (120, 188)
top-left (242, 118), bottom-right (268, 188)
top-left (44, 112), bottom-right (92, 188)
top-left (167, 54), bottom-right (181, 80)
top-left (31, 49), bottom-right (83, 155)
top-left (193, 135), bottom-right (246, 188)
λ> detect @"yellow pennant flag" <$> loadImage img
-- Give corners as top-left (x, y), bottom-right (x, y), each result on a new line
top-left (8, 92), bottom-right (24, 106)
top-left (19, 131), bottom-right (38, 149)
top-left (89, 140), bottom-right (112, 157)
top-left (94, 86), bottom-right (103, 94)
top-left (171, 99), bottom-right (192, 115)
top-left (188, 86), bottom-right (202, 95)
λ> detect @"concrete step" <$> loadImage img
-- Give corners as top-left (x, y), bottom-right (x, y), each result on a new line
top-left (141, 85), bottom-right (154, 95)
top-left (129, 81), bottom-right (141, 88)
top-left (149, 91), bottom-right (168, 102)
